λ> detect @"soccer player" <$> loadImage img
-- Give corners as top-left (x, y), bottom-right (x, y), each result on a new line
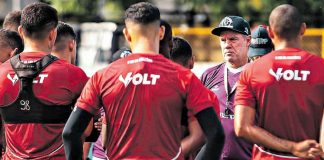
top-left (3, 10), bottom-right (21, 32)
top-left (0, 3), bottom-right (88, 159)
top-left (200, 15), bottom-right (252, 160)
top-left (0, 29), bottom-right (23, 63)
top-left (234, 4), bottom-right (324, 159)
top-left (171, 36), bottom-right (205, 159)
top-left (248, 25), bottom-right (274, 62)
top-left (52, 21), bottom-right (77, 65)
top-left (63, 2), bottom-right (224, 160)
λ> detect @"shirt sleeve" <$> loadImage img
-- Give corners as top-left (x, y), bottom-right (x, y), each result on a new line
top-left (68, 67), bottom-right (89, 99)
top-left (75, 72), bottom-right (101, 115)
top-left (186, 74), bottom-right (216, 115)
top-left (234, 66), bottom-right (256, 108)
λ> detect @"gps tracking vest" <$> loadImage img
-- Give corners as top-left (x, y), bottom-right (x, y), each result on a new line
top-left (0, 54), bottom-right (73, 124)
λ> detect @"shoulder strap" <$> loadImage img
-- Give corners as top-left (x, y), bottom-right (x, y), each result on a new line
top-left (10, 54), bottom-right (58, 79)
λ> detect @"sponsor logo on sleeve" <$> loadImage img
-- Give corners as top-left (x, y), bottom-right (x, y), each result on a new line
top-left (269, 68), bottom-right (310, 81)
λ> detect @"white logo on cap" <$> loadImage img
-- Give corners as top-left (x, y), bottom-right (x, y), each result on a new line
top-left (220, 17), bottom-right (233, 28)
top-left (244, 27), bottom-right (249, 34)
top-left (251, 38), bottom-right (268, 45)
top-left (120, 50), bottom-right (131, 58)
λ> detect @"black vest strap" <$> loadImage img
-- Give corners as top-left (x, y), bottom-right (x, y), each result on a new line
top-left (10, 54), bottom-right (58, 79)
top-left (0, 54), bottom-right (74, 124)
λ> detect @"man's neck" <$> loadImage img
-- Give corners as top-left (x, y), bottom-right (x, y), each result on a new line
top-left (51, 50), bottom-right (70, 63)
top-left (131, 38), bottom-right (159, 54)
top-left (226, 60), bottom-right (248, 69)
top-left (23, 40), bottom-right (52, 53)
top-left (226, 63), bottom-right (245, 73)
top-left (274, 38), bottom-right (302, 50)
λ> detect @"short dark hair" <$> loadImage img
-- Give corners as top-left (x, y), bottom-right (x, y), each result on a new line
top-left (269, 4), bottom-right (303, 40)
top-left (21, 2), bottom-right (58, 40)
top-left (3, 10), bottom-right (21, 32)
top-left (171, 37), bottom-right (192, 65)
top-left (159, 20), bottom-right (173, 58)
top-left (53, 21), bottom-right (76, 52)
top-left (160, 20), bottom-right (172, 45)
top-left (124, 2), bottom-right (160, 24)
top-left (0, 29), bottom-right (24, 54)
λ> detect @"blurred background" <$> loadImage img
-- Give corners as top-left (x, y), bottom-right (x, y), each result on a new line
top-left (0, 0), bottom-right (323, 76)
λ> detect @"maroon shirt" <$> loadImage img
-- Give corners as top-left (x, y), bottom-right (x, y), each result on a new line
top-left (76, 53), bottom-right (216, 159)
top-left (201, 62), bottom-right (252, 160)
top-left (0, 52), bottom-right (88, 159)
top-left (235, 48), bottom-right (324, 159)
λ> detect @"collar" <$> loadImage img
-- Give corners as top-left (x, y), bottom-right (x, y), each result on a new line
top-left (225, 63), bottom-right (245, 74)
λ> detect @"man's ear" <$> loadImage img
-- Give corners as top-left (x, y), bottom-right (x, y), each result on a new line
top-left (123, 27), bottom-right (131, 43)
top-left (159, 25), bottom-right (165, 40)
top-left (18, 26), bottom-right (24, 40)
top-left (68, 39), bottom-right (75, 52)
top-left (300, 22), bottom-right (306, 36)
top-left (48, 28), bottom-right (57, 49)
top-left (188, 56), bottom-right (194, 69)
top-left (267, 26), bottom-right (274, 39)
top-left (9, 48), bottom-right (18, 57)
top-left (246, 35), bottom-right (251, 46)
top-left (49, 28), bottom-right (57, 43)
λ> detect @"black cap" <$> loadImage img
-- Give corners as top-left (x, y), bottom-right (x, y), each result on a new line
top-left (248, 25), bottom-right (274, 58)
top-left (211, 16), bottom-right (250, 36)
top-left (110, 47), bottom-right (132, 62)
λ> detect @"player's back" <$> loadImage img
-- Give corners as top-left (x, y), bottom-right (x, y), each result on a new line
top-left (246, 48), bottom-right (324, 142)
top-left (0, 52), bottom-right (88, 159)
top-left (88, 53), bottom-right (209, 159)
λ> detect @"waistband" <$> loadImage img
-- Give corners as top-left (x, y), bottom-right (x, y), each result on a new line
top-left (255, 144), bottom-right (300, 159)
top-left (6, 143), bottom-right (64, 160)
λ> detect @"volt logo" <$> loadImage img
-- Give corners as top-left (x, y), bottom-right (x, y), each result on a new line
top-left (7, 74), bottom-right (49, 85)
top-left (119, 72), bottom-right (160, 87)
top-left (269, 68), bottom-right (310, 81)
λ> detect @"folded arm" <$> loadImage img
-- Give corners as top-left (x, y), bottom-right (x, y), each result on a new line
top-left (234, 105), bottom-right (322, 159)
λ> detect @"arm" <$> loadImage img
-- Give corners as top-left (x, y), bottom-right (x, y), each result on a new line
top-left (82, 119), bottom-right (94, 160)
top-left (321, 111), bottom-right (324, 147)
top-left (234, 105), bottom-right (322, 159)
top-left (101, 124), bottom-right (108, 150)
top-left (320, 111), bottom-right (324, 158)
top-left (194, 107), bottom-right (224, 160)
top-left (62, 107), bottom-right (93, 160)
top-left (83, 142), bottom-right (92, 160)
top-left (181, 119), bottom-right (205, 157)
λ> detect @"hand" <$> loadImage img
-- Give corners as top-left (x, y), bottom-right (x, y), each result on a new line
top-left (291, 140), bottom-right (323, 159)
top-left (94, 117), bottom-right (103, 131)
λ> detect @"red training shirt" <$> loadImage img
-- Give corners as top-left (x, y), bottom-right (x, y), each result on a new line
top-left (76, 53), bottom-right (217, 160)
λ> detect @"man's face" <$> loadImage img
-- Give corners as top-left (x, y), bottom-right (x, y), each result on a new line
top-left (219, 30), bottom-right (250, 65)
